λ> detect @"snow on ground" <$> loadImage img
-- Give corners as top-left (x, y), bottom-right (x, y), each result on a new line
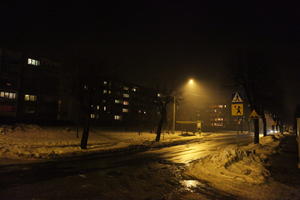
top-left (0, 124), bottom-right (201, 161)
top-left (185, 132), bottom-right (296, 199)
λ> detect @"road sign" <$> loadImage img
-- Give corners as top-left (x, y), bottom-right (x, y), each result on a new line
top-left (231, 104), bottom-right (243, 116)
top-left (249, 110), bottom-right (259, 118)
top-left (232, 92), bottom-right (243, 103)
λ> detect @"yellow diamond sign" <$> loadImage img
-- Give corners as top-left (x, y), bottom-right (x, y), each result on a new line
top-left (231, 104), bottom-right (243, 116)
top-left (249, 110), bottom-right (259, 118)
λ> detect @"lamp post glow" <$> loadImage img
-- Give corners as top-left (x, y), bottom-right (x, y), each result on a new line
top-left (172, 95), bottom-right (176, 133)
top-left (172, 78), bottom-right (197, 133)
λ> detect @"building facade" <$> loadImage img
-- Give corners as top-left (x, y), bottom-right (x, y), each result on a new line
top-left (0, 48), bottom-right (162, 128)
top-left (0, 48), bottom-right (60, 122)
top-left (76, 79), bottom-right (160, 129)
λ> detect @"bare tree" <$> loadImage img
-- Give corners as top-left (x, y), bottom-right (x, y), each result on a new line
top-left (233, 50), bottom-right (285, 143)
top-left (154, 92), bottom-right (173, 142)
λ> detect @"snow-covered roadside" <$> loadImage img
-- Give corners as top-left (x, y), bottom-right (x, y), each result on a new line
top-left (185, 132), bottom-right (291, 199)
top-left (0, 124), bottom-right (202, 161)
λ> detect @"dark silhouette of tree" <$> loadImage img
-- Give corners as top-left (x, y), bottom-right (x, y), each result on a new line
top-left (154, 91), bottom-right (173, 142)
top-left (232, 50), bottom-right (285, 143)
top-left (68, 55), bottom-right (110, 149)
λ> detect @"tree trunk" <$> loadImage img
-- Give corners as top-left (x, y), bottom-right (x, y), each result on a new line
top-left (156, 105), bottom-right (166, 142)
top-left (80, 122), bottom-right (90, 149)
top-left (254, 118), bottom-right (259, 144)
top-left (80, 90), bottom-right (91, 149)
top-left (156, 117), bottom-right (163, 142)
top-left (262, 116), bottom-right (267, 137)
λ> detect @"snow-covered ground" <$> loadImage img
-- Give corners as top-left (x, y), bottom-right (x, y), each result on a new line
top-left (0, 124), bottom-right (201, 161)
top-left (184, 132), bottom-right (300, 199)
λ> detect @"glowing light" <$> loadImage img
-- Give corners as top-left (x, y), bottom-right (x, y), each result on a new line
top-left (188, 79), bottom-right (194, 85)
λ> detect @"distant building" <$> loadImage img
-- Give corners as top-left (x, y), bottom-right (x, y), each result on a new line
top-left (202, 104), bottom-right (230, 130)
top-left (61, 78), bottom-right (160, 128)
top-left (0, 48), bottom-right (166, 129)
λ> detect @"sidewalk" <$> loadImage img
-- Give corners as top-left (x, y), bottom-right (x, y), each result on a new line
top-left (269, 134), bottom-right (300, 186)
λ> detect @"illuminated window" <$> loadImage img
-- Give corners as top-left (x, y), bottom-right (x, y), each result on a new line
top-left (91, 105), bottom-right (94, 108)
top-left (218, 105), bottom-right (223, 108)
top-left (224, 105), bottom-right (227, 108)
top-left (138, 110), bottom-right (142, 113)
top-left (0, 91), bottom-right (16, 99)
top-left (123, 101), bottom-right (129, 105)
top-left (212, 122), bottom-right (223, 127)
top-left (83, 84), bottom-right (88, 90)
top-left (24, 94), bottom-right (37, 102)
top-left (122, 108), bottom-right (129, 113)
top-left (90, 114), bottom-right (95, 119)
top-left (24, 95), bottom-right (30, 101)
top-left (104, 81), bottom-right (108, 85)
top-left (123, 86), bottom-right (129, 90)
top-left (144, 111), bottom-right (147, 114)
top-left (157, 93), bottom-right (161, 97)
top-left (214, 118), bottom-right (224, 121)
top-left (114, 115), bottom-right (122, 120)
top-left (108, 90), bottom-right (112, 94)
top-left (123, 93), bottom-right (129, 98)
top-left (27, 58), bottom-right (40, 66)
top-left (115, 99), bottom-right (121, 104)
top-left (96, 105), bottom-right (100, 110)
top-left (103, 106), bottom-right (107, 111)
top-left (214, 109), bottom-right (217, 113)
top-left (103, 90), bottom-right (107, 94)
top-left (132, 88), bottom-right (137, 92)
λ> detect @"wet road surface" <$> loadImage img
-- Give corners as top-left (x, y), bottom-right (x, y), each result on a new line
top-left (0, 132), bottom-right (253, 200)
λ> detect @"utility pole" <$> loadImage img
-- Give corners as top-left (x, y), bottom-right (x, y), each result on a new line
top-left (172, 95), bottom-right (176, 133)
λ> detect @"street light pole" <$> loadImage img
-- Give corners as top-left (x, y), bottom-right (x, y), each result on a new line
top-left (172, 78), bottom-right (197, 134)
top-left (172, 95), bottom-right (176, 133)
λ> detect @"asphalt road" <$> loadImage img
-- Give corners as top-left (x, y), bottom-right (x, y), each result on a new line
top-left (0, 132), bottom-right (253, 200)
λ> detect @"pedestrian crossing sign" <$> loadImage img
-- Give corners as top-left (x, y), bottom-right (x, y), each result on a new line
top-left (232, 92), bottom-right (243, 103)
top-left (231, 104), bottom-right (243, 116)
top-left (249, 110), bottom-right (259, 118)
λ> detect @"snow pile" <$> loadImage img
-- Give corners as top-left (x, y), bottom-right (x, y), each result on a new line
top-left (186, 133), bottom-right (284, 185)
top-left (0, 124), bottom-right (201, 161)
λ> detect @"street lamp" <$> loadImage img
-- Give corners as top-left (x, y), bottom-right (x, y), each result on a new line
top-left (172, 78), bottom-right (198, 133)
top-left (188, 79), bottom-right (194, 85)
top-left (172, 95), bottom-right (176, 133)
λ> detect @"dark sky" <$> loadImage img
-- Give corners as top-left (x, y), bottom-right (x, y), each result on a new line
top-left (1, 1), bottom-right (300, 119)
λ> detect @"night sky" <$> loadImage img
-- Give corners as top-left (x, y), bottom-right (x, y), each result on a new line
top-left (1, 1), bottom-right (300, 119)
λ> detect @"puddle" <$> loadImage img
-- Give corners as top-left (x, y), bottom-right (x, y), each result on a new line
top-left (180, 180), bottom-right (206, 192)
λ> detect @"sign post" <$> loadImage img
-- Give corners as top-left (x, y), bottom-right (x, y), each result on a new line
top-left (231, 92), bottom-right (244, 133)
top-left (250, 109), bottom-right (260, 144)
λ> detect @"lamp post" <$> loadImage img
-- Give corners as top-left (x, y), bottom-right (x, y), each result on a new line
top-left (172, 95), bottom-right (176, 133)
top-left (172, 78), bottom-right (197, 134)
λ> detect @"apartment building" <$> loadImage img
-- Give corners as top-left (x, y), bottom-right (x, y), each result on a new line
top-left (0, 48), bottom-right (60, 122)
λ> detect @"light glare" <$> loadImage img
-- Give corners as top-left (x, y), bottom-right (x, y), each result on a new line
top-left (188, 79), bottom-right (194, 85)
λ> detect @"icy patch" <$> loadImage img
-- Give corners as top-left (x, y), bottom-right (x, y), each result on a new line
top-left (180, 180), bottom-right (205, 192)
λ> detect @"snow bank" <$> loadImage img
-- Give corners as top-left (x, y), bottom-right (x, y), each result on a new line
top-left (186, 133), bottom-right (284, 186)
top-left (0, 124), bottom-right (201, 161)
